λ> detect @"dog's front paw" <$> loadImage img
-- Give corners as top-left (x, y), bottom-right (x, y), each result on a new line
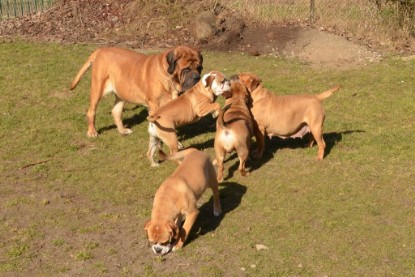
top-left (252, 150), bottom-right (263, 160)
top-left (120, 128), bottom-right (133, 136)
top-left (214, 207), bottom-right (222, 217)
top-left (172, 245), bottom-right (182, 252)
top-left (87, 131), bottom-right (99, 138)
top-left (150, 162), bottom-right (160, 167)
top-left (177, 141), bottom-right (184, 149)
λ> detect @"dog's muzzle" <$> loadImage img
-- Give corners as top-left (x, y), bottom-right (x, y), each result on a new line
top-left (181, 72), bottom-right (201, 93)
top-left (151, 243), bottom-right (172, 256)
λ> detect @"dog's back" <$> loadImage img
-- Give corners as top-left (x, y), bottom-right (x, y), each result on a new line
top-left (159, 148), bottom-right (217, 197)
top-left (216, 82), bottom-right (253, 153)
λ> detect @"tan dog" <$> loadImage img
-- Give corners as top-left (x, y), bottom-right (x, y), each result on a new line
top-left (146, 71), bottom-right (231, 166)
top-left (144, 148), bottom-right (222, 255)
top-left (214, 80), bottom-right (255, 182)
top-left (235, 73), bottom-right (341, 160)
top-left (69, 46), bottom-right (203, 137)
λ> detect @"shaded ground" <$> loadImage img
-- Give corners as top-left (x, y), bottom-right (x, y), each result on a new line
top-left (0, 0), bottom-right (381, 68)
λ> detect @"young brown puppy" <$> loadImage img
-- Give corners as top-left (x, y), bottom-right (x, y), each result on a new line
top-left (144, 148), bottom-right (222, 255)
top-left (236, 73), bottom-right (341, 160)
top-left (147, 71), bottom-right (231, 166)
top-left (70, 46), bottom-right (203, 137)
top-left (214, 80), bottom-right (255, 182)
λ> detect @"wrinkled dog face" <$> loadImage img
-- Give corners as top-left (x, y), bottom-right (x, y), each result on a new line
top-left (166, 46), bottom-right (203, 93)
top-left (222, 80), bottom-right (250, 100)
top-left (233, 73), bottom-right (262, 93)
top-left (144, 221), bottom-right (179, 255)
top-left (202, 71), bottom-right (231, 96)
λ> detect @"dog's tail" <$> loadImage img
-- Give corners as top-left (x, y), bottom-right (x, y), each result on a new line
top-left (316, 85), bottom-right (341, 101)
top-left (147, 114), bottom-right (161, 122)
top-left (69, 49), bottom-right (100, 90)
top-left (158, 148), bottom-right (197, 162)
top-left (217, 103), bottom-right (232, 129)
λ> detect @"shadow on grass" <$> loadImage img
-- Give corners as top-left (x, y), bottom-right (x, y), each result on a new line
top-left (177, 115), bottom-right (217, 141)
top-left (97, 106), bottom-right (148, 135)
top-left (186, 181), bottom-right (247, 245)
top-left (249, 129), bottom-right (365, 171)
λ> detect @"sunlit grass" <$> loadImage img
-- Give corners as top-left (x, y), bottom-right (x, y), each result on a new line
top-left (0, 41), bottom-right (414, 276)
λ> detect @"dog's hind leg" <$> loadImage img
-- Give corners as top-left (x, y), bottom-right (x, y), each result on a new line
top-left (163, 132), bottom-right (179, 155)
top-left (112, 96), bottom-right (132, 136)
top-left (253, 124), bottom-right (265, 159)
top-left (147, 134), bottom-right (161, 167)
top-left (310, 125), bottom-right (325, 160)
top-left (87, 80), bottom-right (104, 137)
top-left (214, 146), bottom-right (226, 182)
top-left (236, 147), bottom-right (250, 177)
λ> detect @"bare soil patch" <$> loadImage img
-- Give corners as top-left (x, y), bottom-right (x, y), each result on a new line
top-left (0, 0), bottom-right (381, 69)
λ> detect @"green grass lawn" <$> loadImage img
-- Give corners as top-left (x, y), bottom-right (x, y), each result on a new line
top-left (0, 41), bottom-right (414, 276)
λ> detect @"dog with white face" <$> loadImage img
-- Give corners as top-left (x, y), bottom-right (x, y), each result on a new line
top-left (146, 71), bottom-right (231, 166)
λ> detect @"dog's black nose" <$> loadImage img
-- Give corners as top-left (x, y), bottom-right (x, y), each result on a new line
top-left (154, 246), bottom-right (162, 254)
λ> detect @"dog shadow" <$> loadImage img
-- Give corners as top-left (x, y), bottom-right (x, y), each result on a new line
top-left (97, 106), bottom-right (148, 134)
top-left (177, 115), bottom-right (217, 141)
top-left (185, 182), bottom-right (247, 245)
top-left (249, 129), bottom-right (365, 171)
top-left (219, 152), bottom-right (242, 181)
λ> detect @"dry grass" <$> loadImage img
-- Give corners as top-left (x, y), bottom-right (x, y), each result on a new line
top-left (218, 0), bottom-right (414, 51)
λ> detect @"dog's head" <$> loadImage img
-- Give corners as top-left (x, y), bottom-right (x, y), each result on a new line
top-left (166, 45), bottom-right (203, 93)
top-left (144, 220), bottom-right (180, 255)
top-left (231, 73), bottom-right (262, 93)
top-left (202, 71), bottom-right (231, 96)
top-left (222, 80), bottom-right (250, 101)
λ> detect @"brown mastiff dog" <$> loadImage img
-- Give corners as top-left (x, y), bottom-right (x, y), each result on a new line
top-left (70, 46), bottom-right (203, 137)
top-left (214, 80), bottom-right (256, 181)
top-left (144, 148), bottom-right (221, 255)
top-left (235, 73), bottom-right (341, 160)
top-left (146, 71), bottom-right (231, 166)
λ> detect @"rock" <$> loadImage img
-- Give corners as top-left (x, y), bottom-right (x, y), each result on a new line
top-left (255, 244), bottom-right (268, 251)
top-left (191, 11), bottom-right (217, 42)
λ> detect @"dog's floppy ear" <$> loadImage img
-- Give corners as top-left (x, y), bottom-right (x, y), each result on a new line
top-left (167, 221), bottom-right (180, 242)
top-left (167, 50), bottom-right (177, 74)
top-left (248, 76), bottom-right (262, 91)
top-left (204, 74), bottom-right (215, 88)
top-left (222, 89), bottom-right (233, 99)
top-left (144, 220), bottom-right (151, 233)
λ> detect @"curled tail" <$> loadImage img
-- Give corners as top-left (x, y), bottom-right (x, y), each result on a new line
top-left (158, 148), bottom-right (197, 162)
top-left (146, 114), bottom-right (161, 122)
top-left (217, 103), bottom-right (232, 129)
top-left (316, 85), bottom-right (341, 101)
top-left (69, 49), bottom-right (100, 90)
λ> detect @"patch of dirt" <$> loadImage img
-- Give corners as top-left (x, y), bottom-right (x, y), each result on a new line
top-left (203, 23), bottom-right (381, 69)
top-left (0, 0), bottom-right (383, 69)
